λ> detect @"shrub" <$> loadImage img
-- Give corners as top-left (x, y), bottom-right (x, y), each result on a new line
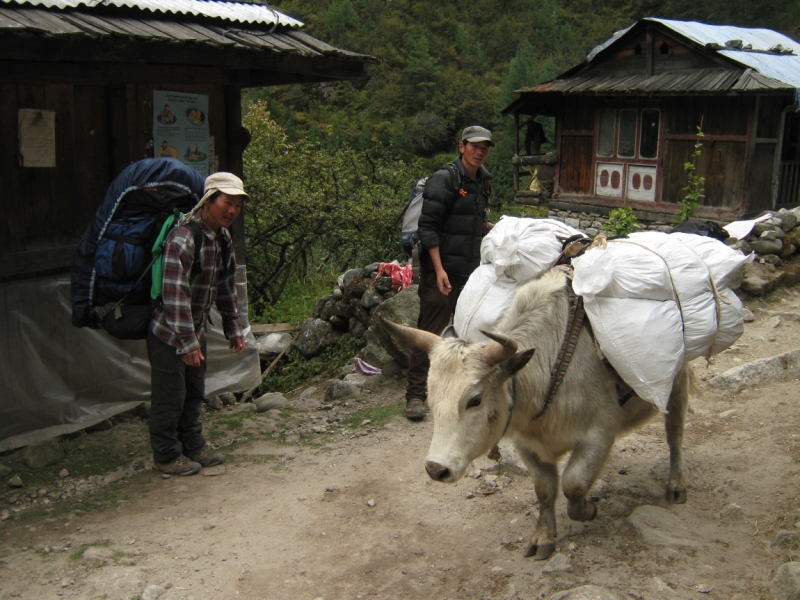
top-left (603, 206), bottom-right (641, 236)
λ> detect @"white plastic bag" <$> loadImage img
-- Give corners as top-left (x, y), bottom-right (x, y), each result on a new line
top-left (583, 296), bottom-right (685, 411)
top-left (454, 264), bottom-right (517, 342)
top-left (481, 216), bottom-right (586, 282)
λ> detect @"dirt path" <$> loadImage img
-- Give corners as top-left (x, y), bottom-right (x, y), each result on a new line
top-left (1, 288), bottom-right (799, 600)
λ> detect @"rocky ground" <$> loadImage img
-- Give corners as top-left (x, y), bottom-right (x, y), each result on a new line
top-left (1, 286), bottom-right (799, 600)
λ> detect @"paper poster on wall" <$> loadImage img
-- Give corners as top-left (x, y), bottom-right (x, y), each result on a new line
top-left (153, 90), bottom-right (210, 177)
top-left (18, 109), bottom-right (56, 168)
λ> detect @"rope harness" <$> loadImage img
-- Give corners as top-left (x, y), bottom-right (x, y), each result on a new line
top-left (532, 277), bottom-right (587, 421)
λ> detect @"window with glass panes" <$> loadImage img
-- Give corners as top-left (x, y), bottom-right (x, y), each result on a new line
top-left (596, 108), bottom-right (660, 201)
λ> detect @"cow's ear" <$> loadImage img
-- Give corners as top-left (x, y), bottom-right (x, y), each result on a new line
top-left (500, 348), bottom-right (535, 377)
top-left (442, 325), bottom-right (459, 339)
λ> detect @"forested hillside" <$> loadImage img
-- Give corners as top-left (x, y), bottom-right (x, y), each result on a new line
top-left (244, 0), bottom-right (798, 203)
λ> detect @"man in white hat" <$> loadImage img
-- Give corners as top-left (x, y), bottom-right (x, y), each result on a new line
top-left (147, 172), bottom-right (249, 475)
top-left (405, 126), bottom-right (494, 420)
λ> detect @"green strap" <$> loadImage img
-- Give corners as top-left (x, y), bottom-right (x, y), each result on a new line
top-left (150, 213), bottom-right (181, 300)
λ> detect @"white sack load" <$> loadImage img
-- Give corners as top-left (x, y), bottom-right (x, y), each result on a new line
top-left (573, 231), bottom-right (748, 411)
top-left (456, 217), bottom-right (588, 342)
top-left (480, 217), bottom-right (585, 280)
top-left (454, 265), bottom-right (518, 342)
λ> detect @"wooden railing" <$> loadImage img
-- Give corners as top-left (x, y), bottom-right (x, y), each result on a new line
top-left (777, 160), bottom-right (800, 207)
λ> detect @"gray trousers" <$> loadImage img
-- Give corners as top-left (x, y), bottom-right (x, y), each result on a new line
top-left (405, 269), bottom-right (467, 401)
top-left (146, 331), bottom-right (207, 464)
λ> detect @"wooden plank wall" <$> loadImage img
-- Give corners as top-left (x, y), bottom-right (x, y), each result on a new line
top-left (559, 136), bottom-right (594, 195)
top-left (0, 80), bottom-right (233, 280)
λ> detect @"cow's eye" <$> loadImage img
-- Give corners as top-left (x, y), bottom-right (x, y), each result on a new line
top-left (466, 394), bottom-right (482, 409)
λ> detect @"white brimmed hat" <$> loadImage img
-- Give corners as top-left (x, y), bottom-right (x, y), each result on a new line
top-left (201, 172), bottom-right (250, 202)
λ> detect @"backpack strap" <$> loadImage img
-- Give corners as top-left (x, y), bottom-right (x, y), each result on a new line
top-left (444, 162), bottom-right (462, 192)
top-left (184, 220), bottom-right (232, 284)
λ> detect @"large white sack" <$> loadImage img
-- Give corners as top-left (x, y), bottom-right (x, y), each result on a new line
top-left (481, 217), bottom-right (586, 281)
top-left (710, 288), bottom-right (744, 355)
top-left (454, 264), bottom-right (517, 342)
top-left (670, 232), bottom-right (751, 289)
top-left (583, 296), bottom-right (685, 412)
top-left (573, 239), bottom-right (674, 301)
top-left (575, 232), bottom-right (718, 359)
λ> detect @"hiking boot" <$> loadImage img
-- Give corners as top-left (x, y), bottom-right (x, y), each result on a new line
top-left (154, 456), bottom-right (201, 476)
top-left (405, 397), bottom-right (428, 421)
top-left (186, 448), bottom-right (224, 467)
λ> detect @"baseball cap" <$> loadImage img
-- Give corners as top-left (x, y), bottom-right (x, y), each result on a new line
top-left (201, 172), bottom-right (250, 202)
top-left (461, 125), bottom-right (494, 147)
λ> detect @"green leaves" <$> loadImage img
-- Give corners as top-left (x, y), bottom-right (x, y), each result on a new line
top-left (678, 125), bottom-right (705, 223)
top-left (603, 206), bottom-right (641, 236)
top-left (243, 103), bottom-right (423, 316)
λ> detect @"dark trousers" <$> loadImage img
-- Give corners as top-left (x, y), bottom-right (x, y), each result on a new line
top-left (146, 331), bottom-right (207, 464)
top-left (405, 269), bottom-right (467, 400)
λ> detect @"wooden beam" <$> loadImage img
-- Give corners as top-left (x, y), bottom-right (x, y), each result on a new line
top-left (0, 37), bottom-right (368, 82)
top-left (511, 154), bottom-right (558, 166)
top-left (0, 246), bottom-right (76, 279)
top-left (250, 323), bottom-right (297, 334)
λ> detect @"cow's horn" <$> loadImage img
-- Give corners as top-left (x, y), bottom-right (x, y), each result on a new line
top-left (376, 313), bottom-right (439, 354)
top-left (479, 330), bottom-right (518, 366)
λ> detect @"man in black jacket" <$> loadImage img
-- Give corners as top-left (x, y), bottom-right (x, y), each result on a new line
top-left (405, 125), bottom-right (494, 420)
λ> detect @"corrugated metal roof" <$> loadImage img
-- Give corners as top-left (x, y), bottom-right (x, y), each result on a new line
top-left (649, 18), bottom-right (800, 91)
top-left (579, 18), bottom-right (800, 103)
top-left (0, 5), bottom-right (368, 60)
top-left (1, 0), bottom-right (302, 27)
top-left (520, 68), bottom-right (789, 95)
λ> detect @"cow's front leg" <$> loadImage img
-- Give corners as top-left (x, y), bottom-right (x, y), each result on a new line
top-left (515, 444), bottom-right (558, 560)
top-left (562, 432), bottom-right (614, 523)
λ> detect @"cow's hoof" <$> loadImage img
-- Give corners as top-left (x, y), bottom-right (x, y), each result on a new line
top-left (666, 488), bottom-right (687, 504)
top-left (524, 542), bottom-right (554, 560)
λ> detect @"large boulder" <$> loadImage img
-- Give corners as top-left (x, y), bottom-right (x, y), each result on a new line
top-left (295, 318), bottom-right (340, 358)
top-left (770, 562), bottom-right (800, 600)
top-left (367, 285), bottom-right (420, 367)
top-left (21, 439), bottom-right (65, 469)
top-left (739, 261), bottom-right (774, 296)
top-left (361, 328), bottom-right (395, 367)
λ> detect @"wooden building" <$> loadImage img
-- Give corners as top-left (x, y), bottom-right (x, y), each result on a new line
top-left (0, 0), bottom-right (372, 448)
top-left (503, 18), bottom-right (800, 222)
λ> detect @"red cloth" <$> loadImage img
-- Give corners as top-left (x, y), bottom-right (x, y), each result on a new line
top-left (376, 262), bottom-right (413, 291)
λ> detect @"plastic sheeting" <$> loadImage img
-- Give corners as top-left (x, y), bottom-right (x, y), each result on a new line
top-left (0, 265), bottom-right (261, 451)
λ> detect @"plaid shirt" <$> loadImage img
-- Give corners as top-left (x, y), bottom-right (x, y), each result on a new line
top-left (150, 214), bottom-right (243, 354)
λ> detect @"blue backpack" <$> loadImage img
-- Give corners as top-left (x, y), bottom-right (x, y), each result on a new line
top-left (71, 158), bottom-right (205, 339)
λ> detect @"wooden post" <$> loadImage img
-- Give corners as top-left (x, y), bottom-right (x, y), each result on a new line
top-left (513, 112), bottom-right (520, 192)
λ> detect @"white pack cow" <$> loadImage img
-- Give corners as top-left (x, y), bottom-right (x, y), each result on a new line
top-left (379, 268), bottom-right (690, 560)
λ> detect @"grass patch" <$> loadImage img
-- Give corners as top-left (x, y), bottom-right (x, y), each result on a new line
top-left (261, 335), bottom-right (366, 394)
top-left (4, 423), bottom-right (150, 490)
top-left (339, 401), bottom-right (404, 429)
top-left (254, 269), bottom-right (339, 326)
top-left (779, 534), bottom-right (800, 551)
top-left (17, 483), bottom-right (134, 523)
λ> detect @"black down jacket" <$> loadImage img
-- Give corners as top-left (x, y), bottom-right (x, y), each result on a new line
top-left (417, 158), bottom-right (492, 279)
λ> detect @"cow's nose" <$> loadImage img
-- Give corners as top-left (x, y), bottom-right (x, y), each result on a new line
top-left (426, 460), bottom-right (450, 482)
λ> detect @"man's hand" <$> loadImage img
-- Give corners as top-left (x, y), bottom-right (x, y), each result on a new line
top-left (230, 336), bottom-right (246, 354)
top-left (436, 270), bottom-right (452, 296)
top-left (482, 221), bottom-right (495, 235)
top-left (181, 348), bottom-right (205, 367)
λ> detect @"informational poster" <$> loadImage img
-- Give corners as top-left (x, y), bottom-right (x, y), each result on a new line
top-left (18, 108), bottom-right (56, 168)
top-left (153, 90), bottom-right (210, 177)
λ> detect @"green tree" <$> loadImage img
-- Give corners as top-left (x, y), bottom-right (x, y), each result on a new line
top-left (321, 0), bottom-right (360, 46)
top-left (243, 103), bottom-right (423, 314)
